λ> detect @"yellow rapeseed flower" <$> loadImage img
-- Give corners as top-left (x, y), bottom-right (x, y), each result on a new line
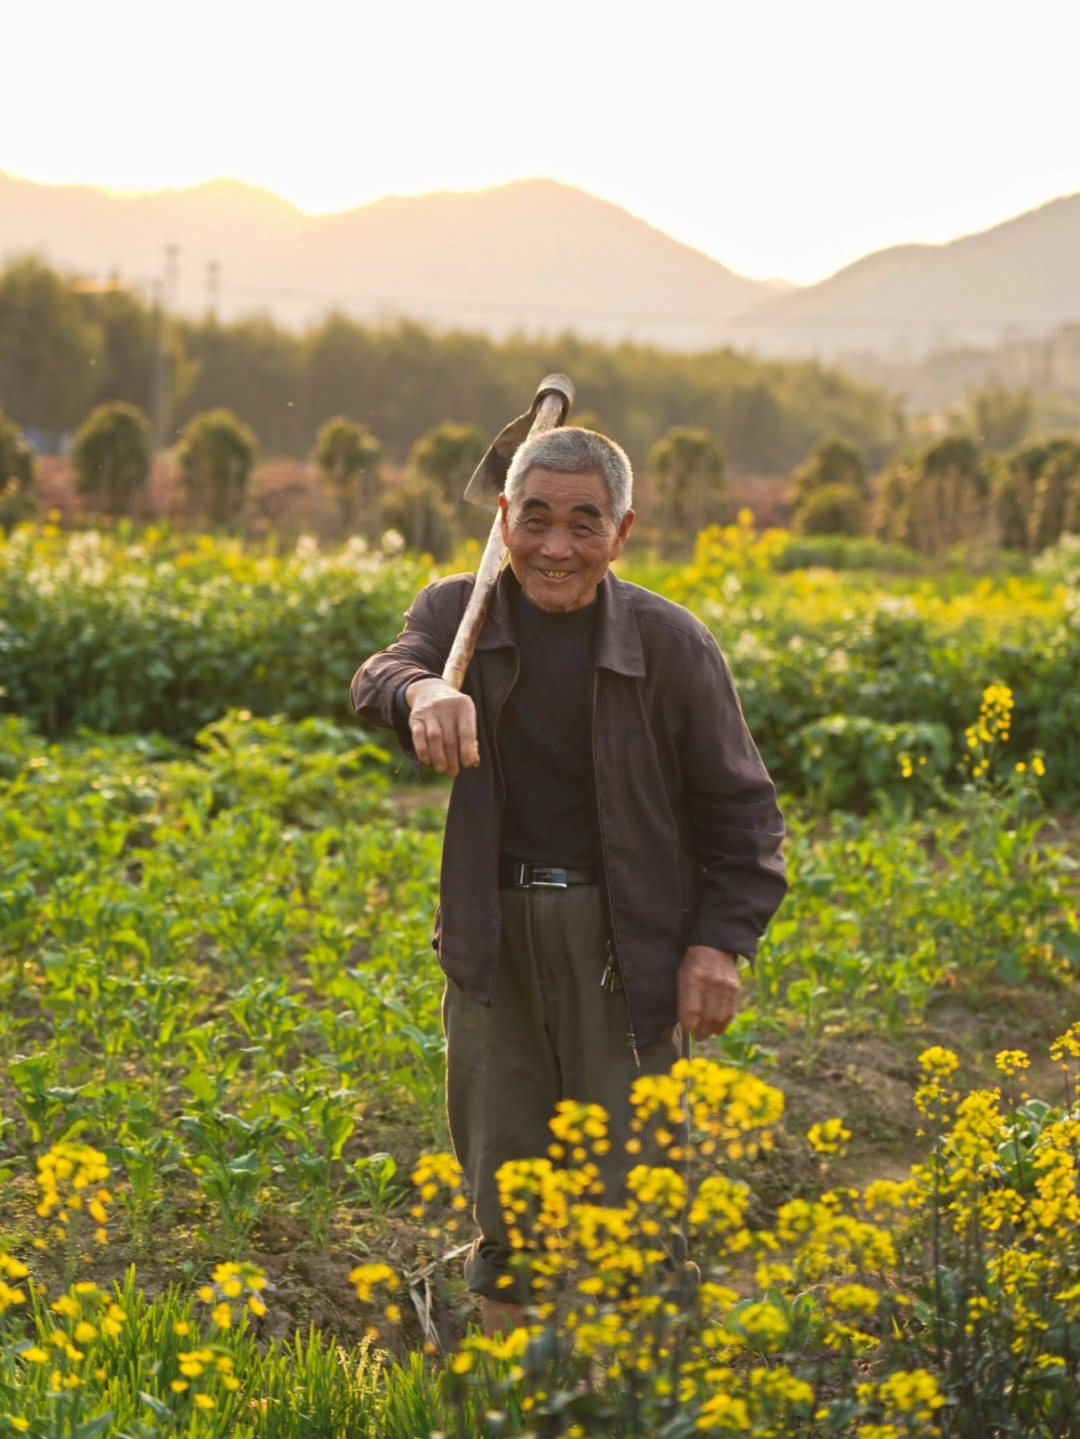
top-left (919, 1046), bottom-right (960, 1078)
top-left (995, 1049), bottom-right (1030, 1077)
top-left (696, 1391), bottom-right (751, 1429)
top-left (807, 1118), bottom-right (852, 1156)
top-left (0, 1282), bottom-right (27, 1312)
top-left (825, 1283), bottom-right (880, 1316)
top-left (749, 1364), bottom-right (815, 1407)
top-left (1050, 1023), bottom-right (1080, 1063)
top-left (877, 1366), bottom-right (946, 1420)
top-left (348, 1262), bottom-right (399, 1303)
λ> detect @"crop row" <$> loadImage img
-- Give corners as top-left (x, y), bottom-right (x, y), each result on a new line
top-left (0, 528), bottom-right (419, 744)
top-left (3, 524), bottom-right (1080, 804)
top-left (1, 708), bottom-right (1079, 1434)
top-left (2, 706), bottom-right (1076, 1241)
top-left (1, 712), bottom-right (447, 1251)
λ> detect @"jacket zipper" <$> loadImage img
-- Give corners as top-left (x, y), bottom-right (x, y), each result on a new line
top-left (592, 671), bottom-right (641, 1067)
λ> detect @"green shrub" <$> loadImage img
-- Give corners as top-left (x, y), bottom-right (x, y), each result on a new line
top-left (0, 528), bottom-right (424, 741)
top-left (794, 714), bottom-right (951, 810)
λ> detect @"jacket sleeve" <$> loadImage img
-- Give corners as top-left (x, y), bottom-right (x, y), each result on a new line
top-left (350, 576), bottom-right (470, 755)
top-left (681, 631), bottom-right (787, 960)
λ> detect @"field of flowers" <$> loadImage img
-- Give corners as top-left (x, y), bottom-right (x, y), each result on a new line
top-left (1, 522), bottom-right (1080, 1436)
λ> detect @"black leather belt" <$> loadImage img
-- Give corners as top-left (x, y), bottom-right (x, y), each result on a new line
top-left (499, 860), bottom-right (597, 889)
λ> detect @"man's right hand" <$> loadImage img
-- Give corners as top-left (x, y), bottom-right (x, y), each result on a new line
top-left (405, 678), bottom-right (480, 777)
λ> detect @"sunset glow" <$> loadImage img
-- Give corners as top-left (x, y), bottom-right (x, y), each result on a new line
top-left (3, 0), bottom-right (1079, 285)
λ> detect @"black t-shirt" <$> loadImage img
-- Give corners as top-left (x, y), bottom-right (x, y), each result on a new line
top-left (497, 580), bottom-right (602, 871)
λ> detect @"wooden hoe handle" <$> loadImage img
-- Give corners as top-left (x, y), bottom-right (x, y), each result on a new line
top-left (441, 388), bottom-right (569, 691)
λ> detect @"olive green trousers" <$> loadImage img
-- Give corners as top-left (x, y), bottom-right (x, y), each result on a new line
top-left (443, 884), bottom-right (686, 1303)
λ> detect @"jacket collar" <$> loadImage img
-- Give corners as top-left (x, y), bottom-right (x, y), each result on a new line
top-left (476, 569), bottom-right (645, 677)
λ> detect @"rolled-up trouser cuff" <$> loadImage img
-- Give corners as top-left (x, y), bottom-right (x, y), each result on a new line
top-left (463, 1239), bottom-right (531, 1304)
top-left (463, 1238), bottom-right (699, 1309)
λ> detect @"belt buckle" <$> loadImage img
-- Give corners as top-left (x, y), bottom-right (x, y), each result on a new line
top-left (530, 865), bottom-right (567, 888)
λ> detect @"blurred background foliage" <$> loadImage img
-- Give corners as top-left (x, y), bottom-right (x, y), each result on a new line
top-left (4, 257), bottom-right (1080, 567)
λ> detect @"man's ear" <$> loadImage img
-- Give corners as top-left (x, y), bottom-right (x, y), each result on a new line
top-left (612, 508), bottom-right (635, 557)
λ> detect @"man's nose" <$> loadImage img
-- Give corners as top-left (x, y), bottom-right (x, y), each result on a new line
top-left (540, 526), bottom-right (573, 558)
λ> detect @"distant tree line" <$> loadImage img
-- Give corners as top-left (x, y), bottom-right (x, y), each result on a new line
top-left (0, 256), bottom-right (899, 475)
top-left (790, 426), bottom-right (1080, 557)
top-left (6, 386), bottom-right (1077, 562)
top-left (5, 256), bottom-right (1080, 560)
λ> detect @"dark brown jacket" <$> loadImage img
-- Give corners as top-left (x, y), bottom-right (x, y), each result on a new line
top-left (351, 569), bottom-right (786, 1049)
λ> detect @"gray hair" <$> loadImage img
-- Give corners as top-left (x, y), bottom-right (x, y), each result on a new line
top-left (504, 427), bottom-right (633, 522)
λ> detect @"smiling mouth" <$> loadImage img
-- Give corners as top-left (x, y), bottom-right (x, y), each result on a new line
top-left (538, 568), bottom-right (573, 578)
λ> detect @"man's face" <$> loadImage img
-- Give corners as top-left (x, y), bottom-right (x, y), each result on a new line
top-left (499, 467), bottom-right (634, 612)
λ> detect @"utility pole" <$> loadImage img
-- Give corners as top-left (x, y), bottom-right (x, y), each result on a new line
top-left (207, 259), bottom-right (220, 321)
top-left (157, 244), bottom-right (180, 450)
top-left (165, 243), bottom-right (180, 312)
top-left (150, 278), bottom-right (163, 456)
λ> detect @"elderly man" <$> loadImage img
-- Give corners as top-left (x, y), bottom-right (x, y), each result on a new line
top-left (351, 427), bottom-right (786, 1334)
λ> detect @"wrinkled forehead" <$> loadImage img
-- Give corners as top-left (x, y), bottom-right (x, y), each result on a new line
top-left (511, 466), bottom-right (614, 517)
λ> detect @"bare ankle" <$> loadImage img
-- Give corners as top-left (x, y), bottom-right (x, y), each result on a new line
top-left (479, 1296), bottom-right (524, 1337)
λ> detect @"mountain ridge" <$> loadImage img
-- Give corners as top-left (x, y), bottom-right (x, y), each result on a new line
top-left (2, 171), bottom-right (1078, 361)
top-left (739, 192), bottom-right (1080, 359)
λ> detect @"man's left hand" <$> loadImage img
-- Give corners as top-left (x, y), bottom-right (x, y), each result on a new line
top-left (676, 946), bottom-right (740, 1040)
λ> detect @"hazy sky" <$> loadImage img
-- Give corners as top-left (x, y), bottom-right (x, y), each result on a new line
top-left (4, 0), bottom-right (1079, 284)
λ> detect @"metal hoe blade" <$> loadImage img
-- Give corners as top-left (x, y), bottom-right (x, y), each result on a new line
top-left (461, 372), bottom-right (575, 507)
